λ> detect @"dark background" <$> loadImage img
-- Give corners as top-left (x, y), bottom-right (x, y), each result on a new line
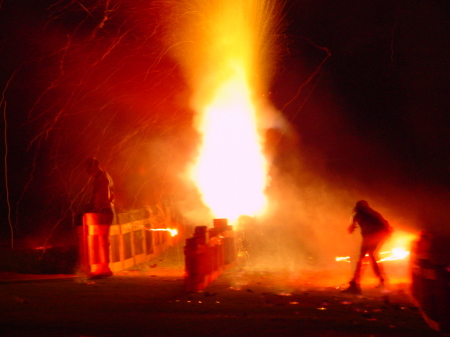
top-left (278, 0), bottom-right (449, 184)
top-left (1, 0), bottom-right (449, 247)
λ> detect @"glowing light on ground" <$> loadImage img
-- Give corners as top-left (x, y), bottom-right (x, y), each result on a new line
top-left (379, 248), bottom-right (410, 262)
top-left (335, 232), bottom-right (415, 263)
top-left (335, 249), bottom-right (410, 263)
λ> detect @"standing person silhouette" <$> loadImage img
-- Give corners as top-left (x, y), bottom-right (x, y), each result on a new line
top-left (85, 157), bottom-right (115, 216)
top-left (84, 157), bottom-right (115, 278)
top-left (343, 200), bottom-right (393, 294)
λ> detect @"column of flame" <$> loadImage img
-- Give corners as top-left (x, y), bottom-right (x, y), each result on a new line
top-left (165, 0), bottom-right (283, 221)
top-left (190, 74), bottom-right (267, 220)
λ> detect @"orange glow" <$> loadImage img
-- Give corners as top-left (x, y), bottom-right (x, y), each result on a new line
top-left (378, 248), bottom-right (410, 262)
top-left (336, 231), bottom-right (416, 263)
top-left (335, 249), bottom-right (410, 263)
top-left (150, 228), bottom-right (179, 237)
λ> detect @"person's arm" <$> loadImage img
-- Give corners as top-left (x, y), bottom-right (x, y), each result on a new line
top-left (384, 219), bottom-right (394, 234)
top-left (348, 213), bottom-right (357, 234)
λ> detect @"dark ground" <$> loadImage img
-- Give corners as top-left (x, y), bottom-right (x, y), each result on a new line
top-left (0, 245), bottom-right (441, 337)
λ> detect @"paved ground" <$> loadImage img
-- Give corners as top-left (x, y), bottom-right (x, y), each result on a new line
top-left (0, 246), bottom-right (440, 337)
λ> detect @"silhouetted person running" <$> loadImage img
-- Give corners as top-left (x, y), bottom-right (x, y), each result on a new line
top-left (343, 200), bottom-right (393, 294)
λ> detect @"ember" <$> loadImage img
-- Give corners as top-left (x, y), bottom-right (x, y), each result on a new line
top-left (150, 228), bottom-right (179, 237)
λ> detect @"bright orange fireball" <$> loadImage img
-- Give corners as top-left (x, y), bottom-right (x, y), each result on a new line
top-left (190, 75), bottom-right (268, 221)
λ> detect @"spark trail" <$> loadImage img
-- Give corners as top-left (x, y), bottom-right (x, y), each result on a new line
top-left (1, 1), bottom-right (190, 244)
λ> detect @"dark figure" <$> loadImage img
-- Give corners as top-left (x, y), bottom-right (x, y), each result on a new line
top-left (84, 157), bottom-right (115, 278)
top-left (343, 200), bottom-right (393, 294)
top-left (85, 157), bottom-right (115, 215)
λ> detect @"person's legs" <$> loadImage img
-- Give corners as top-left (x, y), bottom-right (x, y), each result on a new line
top-left (351, 245), bottom-right (369, 284)
top-left (368, 244), bottom-right (386, 286)
top-left (343, 245), bottom-right (369, 294)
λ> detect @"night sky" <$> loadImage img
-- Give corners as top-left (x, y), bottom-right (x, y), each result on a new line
top-left (277, 0), bottom-right (449, 178)
top-left (1, 0), bottom-right (449, 246)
